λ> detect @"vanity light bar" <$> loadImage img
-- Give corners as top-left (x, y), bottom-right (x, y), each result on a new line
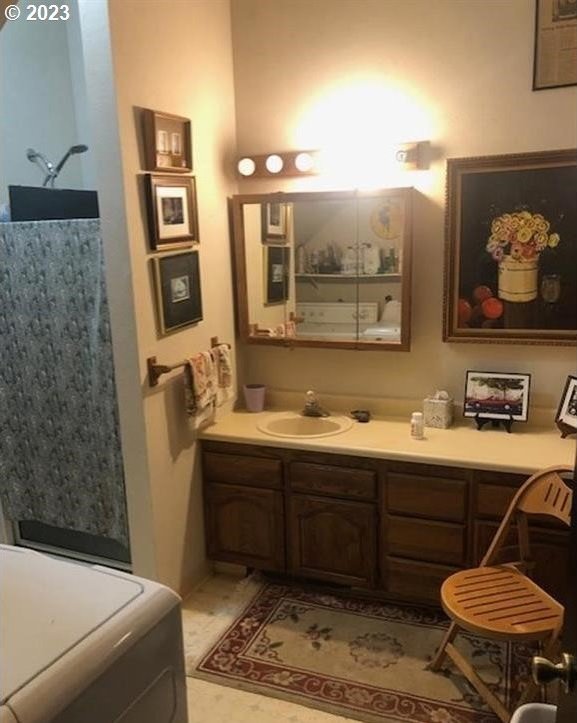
top-left (237, 151), bottom-right (319, 178)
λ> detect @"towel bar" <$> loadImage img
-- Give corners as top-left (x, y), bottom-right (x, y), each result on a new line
top-left (147, 337), bottom-right (231, 387)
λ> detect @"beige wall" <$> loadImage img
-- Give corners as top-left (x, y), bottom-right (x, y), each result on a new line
top-left (108, 0), bottom-right (238, 595)
top-left (231, 0), bottom-right (576, 410)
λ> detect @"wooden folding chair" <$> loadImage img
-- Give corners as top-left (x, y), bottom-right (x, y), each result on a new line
top-left (430, 465), bottom-right (573, 723)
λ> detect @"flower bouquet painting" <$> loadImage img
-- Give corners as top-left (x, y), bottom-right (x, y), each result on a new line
top-left (444, 149), bottom-right (577, 345)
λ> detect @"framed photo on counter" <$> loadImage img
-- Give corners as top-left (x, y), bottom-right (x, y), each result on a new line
top-left (463, 371), bottom-right (531, 422)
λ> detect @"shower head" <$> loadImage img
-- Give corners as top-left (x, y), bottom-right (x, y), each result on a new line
top-left (53, 144), bottom-right (89, 178)
top-left (26, 147), bottom-right (54, 177)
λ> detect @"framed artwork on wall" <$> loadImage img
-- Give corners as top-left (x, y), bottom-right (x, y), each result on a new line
top-left (556, 374), bottom-right (577, 437)
top-left (261, 202), bottom-right (288, 242)
top-left (443, 149), bottom-right (577, 345)
top-left (264, 245), bottom-right (290, 304)
top-left (533, 0), bottom-right (577, 90)
top-left (463, 371), bottom-right (531, 423)
top-left (142, 109), bottom-right (193, 172)
top-left (153, 250), bottom-right (203, 335)
top-left (145, 174), bottom-right (199, 250)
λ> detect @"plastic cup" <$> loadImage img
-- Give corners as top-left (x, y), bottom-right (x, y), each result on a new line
top-left (243, 384), bottom-right (266, 412)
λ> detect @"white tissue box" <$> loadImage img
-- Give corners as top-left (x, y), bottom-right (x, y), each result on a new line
top-left (423, 396), bottom-right (454, 429)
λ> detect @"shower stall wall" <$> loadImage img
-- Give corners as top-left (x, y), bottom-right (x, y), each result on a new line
top-left (0, 219), bottom-right (130, 565)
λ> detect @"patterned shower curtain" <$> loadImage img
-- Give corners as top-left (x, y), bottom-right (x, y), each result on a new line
top-left (0, 219), bottom-right (129, 548)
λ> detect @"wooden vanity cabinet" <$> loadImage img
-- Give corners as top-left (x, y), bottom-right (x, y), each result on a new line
top-left (202, 441), bottom-right (569, 605)
top-left (202, 445), bottom-right (286, 572)
top-left (381, 462), bottom-right (470, 604)
top-left (287, 457), bottom-right (379, 587)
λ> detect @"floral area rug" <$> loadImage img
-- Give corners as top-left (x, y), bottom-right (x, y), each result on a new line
top-left (189, 579), bottom-right (533, 723)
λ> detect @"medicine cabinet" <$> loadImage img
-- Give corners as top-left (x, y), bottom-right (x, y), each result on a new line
top-left (230, 188), bottom-right (413, 350)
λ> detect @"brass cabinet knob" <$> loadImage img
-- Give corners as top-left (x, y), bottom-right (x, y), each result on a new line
top-left (532, 653), bottom-right (577, 693)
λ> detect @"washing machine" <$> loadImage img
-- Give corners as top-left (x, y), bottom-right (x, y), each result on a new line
top-left (0, 545), bottom-right (188, 723)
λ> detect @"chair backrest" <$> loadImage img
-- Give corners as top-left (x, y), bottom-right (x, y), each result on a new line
top-left (481, 465), bottom-right (573, 567)
top-left (515, 465), bottom-right (573, 525)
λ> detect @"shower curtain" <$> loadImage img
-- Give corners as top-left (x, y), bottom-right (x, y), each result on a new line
top-left (0, 219), bottom-right (129, 549)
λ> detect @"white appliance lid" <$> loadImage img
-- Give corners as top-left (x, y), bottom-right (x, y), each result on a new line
top-left (0, 545), bottom-right (144, 703)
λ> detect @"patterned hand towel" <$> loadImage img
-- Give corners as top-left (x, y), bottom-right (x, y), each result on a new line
top-left (184, 351), bottom-right (217, 428)
top-left (211, 343), bottom-right (234, 405)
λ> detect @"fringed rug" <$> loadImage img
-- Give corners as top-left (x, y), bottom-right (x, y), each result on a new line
top-left (189, 579), bottom-right (533, 723)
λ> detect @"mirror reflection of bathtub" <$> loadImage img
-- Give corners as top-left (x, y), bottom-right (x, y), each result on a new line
top-left (295, 301), bottom-right (401, 341)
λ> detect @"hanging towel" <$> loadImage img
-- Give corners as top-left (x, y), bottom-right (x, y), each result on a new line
top-left (211, 343), bottom-right (234, 405)
top-left (184, 351), bottom-right (217, 427)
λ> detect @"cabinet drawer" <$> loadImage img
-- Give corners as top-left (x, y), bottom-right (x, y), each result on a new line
top-left (386, 557), bottom-right (458, 604)
top-left (289, 462), bottom-right (376, 500)
top-left (475, 483), bottom-right (517, 518)
top-left (387, 473), bottom-right (466, 521)
top-left (387, 516), bottom-right (466, 565)
top-left (203, 451), bottom-right (282, 489)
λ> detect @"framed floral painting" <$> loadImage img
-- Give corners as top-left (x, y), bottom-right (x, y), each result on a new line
top-left (443, 149), bottom-right (577, 345)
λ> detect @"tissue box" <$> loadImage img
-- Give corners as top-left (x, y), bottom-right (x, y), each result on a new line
top-left (423, 396), bottom-right (454, 429)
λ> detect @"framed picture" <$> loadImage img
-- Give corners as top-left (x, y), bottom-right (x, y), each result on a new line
top-left (261, 202), bottom-right (288, 241)
top-left (145, 174), bottom-right (199, 250)
top-left (556, 375), bottom-right (577, 432)
top-left (443, 149), bottom-right (577, 345)
top-left (153, 251), bottom-right (203, 334)
top-left (463, 371), bottom-right (531, 422)
top-left (533, 0), bottom-right (577, 90)
top-left (142, 109), bottom-right (193, 172)
top-left (265, 245), bottom-right (290, 304)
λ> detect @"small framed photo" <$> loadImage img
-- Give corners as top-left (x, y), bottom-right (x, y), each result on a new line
top-left (533, 0), bottom-right (577, 91)
top-left (265, 245), bottom-right (290, 304)
top-left (261, 202), bottom-right (288, 241)
top-left (463, 371), bottom-right (531, 422)
top-left (153, 251), bottom-right (203, 334)
top-left (142, 109), bottom-right (193, 172)
top-left (556, 375), bottom-right (577, 430)
top-left (145, 174), bottom-right (199, 250)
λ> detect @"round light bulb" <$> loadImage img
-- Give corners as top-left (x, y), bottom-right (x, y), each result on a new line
top-left (295, 152), bottom-right (314, 173)
top-left (237, 157), bottom-right (256, 176)
top-left (265, 154), bottom-right (284, 174)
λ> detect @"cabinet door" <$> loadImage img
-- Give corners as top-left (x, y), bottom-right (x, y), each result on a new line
top-left (288, 495), bottom-right (376, 587)
top-left (205, 483), bottom-right (285, 571)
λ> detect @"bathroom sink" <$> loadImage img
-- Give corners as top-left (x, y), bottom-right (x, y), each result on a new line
top-left (510, 704), bottom-right (556, 723)
top-left (257, 412), bottom-right (353, 439)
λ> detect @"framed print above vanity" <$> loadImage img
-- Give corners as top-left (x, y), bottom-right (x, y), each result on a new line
top-left (443, 149), bottom-right (577, 345)
top-left (230, 188), bottom-right (413, 350)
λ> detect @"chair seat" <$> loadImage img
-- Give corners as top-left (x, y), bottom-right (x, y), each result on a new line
top-left (441, 565), bottom-right (563, 641)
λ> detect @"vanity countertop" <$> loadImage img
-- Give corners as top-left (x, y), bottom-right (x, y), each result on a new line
top-left (200, 409), bottom-right (575, 474)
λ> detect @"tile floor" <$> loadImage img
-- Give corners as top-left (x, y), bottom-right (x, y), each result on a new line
top-left (182, 572), bottom-right (356, 723)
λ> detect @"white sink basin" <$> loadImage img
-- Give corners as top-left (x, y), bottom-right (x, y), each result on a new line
top-left (257, 412), bottom-right (353, 439)
top-left (510, 704), bottom-right (557, 723)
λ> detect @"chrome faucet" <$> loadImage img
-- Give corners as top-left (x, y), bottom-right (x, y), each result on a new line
top-left (302, 390), bottom-right (330, 417)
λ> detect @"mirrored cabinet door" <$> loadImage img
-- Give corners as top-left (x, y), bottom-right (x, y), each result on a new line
top-left (230, 188), bottom-right (413, 351)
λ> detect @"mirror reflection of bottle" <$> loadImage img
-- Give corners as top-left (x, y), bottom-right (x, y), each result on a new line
top-left (296, 245), bottom-right (306, 274)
